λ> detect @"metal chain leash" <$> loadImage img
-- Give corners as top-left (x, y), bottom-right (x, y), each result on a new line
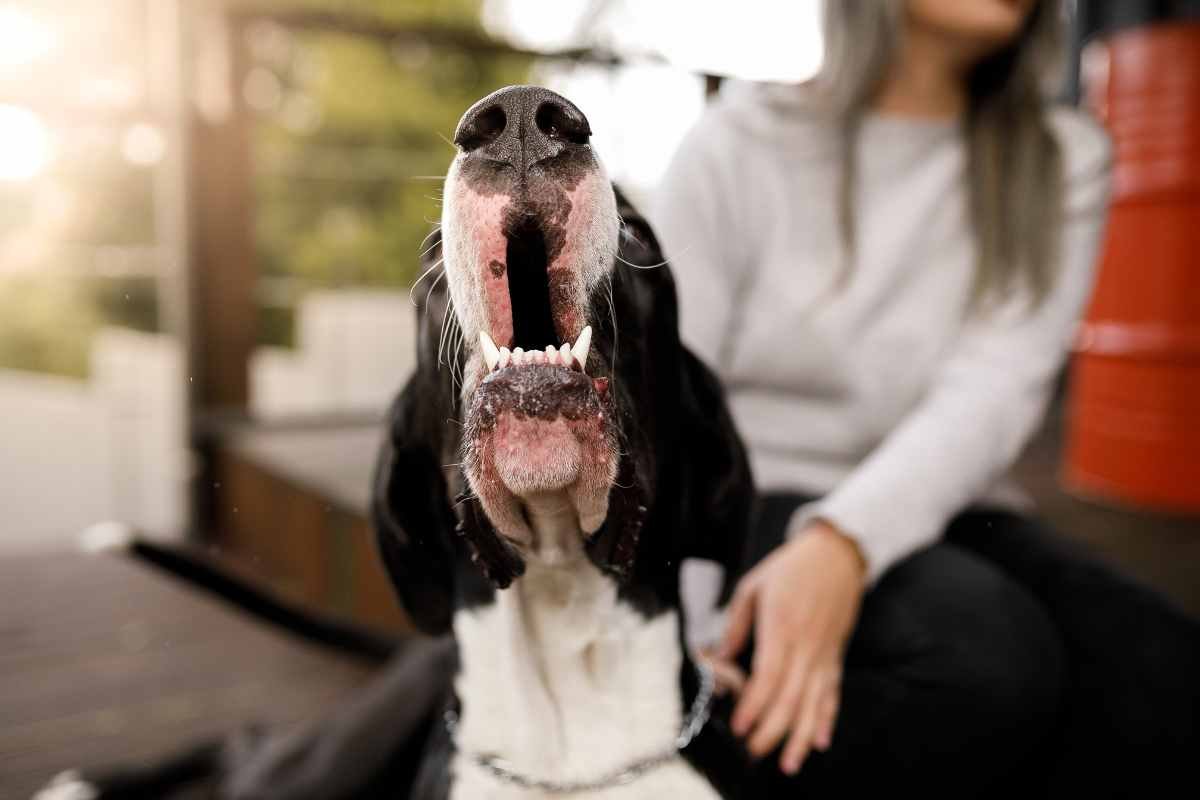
top-left (443, 660), bottom-right (715, 794)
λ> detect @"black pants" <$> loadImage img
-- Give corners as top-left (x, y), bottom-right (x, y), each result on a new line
top-left (746, 493), bottom-right (1066, 797)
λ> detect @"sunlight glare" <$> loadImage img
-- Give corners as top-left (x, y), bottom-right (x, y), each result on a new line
top-left (0, 6), bottom-right (56, 69)
top-left (0, 105), bottom-right (52, 182)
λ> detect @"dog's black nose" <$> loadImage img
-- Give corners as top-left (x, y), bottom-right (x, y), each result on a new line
top-left (453, 85), bottom-right (591, 171)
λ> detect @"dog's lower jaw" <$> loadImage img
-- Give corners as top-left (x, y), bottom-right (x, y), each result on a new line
top-left (448, 496), bottom-right (720, 799)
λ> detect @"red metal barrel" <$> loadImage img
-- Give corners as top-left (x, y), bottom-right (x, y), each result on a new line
top-left (1065, 22), bottom-right (1200, 512)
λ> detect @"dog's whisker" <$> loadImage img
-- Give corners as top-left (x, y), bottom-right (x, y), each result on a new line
top-left (423, 268), bottom-right (446, 308)
top-left (419, 239), bottom-right (443, 262)
top-left (615, 253), bottom-right (669, 270)
top-left (437, 294), bottom-right (455, 369)
top-left (447, 319), bottom-right (467, 391)
top-left (605, 272), bottom-right (619, 373)
top-left (408, 257), bottom-right (445, 306)
top-left (436, 131), bottom-right (457, 150)
top-left (418, 224), bottom-right (442, 250)
top-left (410, 175), bottom-right (448, 181)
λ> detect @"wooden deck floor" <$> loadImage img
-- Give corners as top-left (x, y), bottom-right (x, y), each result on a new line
top-left (0, 552), bottom-right (375, 799)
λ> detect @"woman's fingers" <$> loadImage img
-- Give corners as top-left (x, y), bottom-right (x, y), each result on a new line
top-left (732, 621), bottom-right (787, 736)
top-left (780, 669), bottom-right (832, 774)
top-left (814, 684), bottom-right (840, 751)
top-left (746, 654), bottom-right (810, 756)
top-left (696, 648), bottom-right (747, 697)
top-left (717, 576), bottom-right (758, 661)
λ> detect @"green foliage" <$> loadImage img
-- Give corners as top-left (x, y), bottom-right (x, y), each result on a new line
top-left (237, 0), bottom-right (490, 29)
top-left (252, 0), bottom-right (531, 347)
top-left (0, 0), bottom-right (527, 375)
top-left (0, 276), bottom-right (101, 377)
top-left (0, 274), bottom-right (157, 378)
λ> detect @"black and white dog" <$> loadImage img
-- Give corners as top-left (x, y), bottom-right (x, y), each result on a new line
top-left (35, 85), bottom-right (763, 800)
top-left (375, 85), bottom-right (757, 798)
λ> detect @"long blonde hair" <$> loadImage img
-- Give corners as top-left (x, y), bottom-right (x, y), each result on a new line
top-left (819, 0), bottom-right (1065, 304)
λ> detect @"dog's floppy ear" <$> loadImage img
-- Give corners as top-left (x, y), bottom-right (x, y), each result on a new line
top-left (675, 349), bottom-right (755, 596)
top-left (370, 232), bottom-right (460, 635)
top-left (608, 188), bottom-right (755, 591)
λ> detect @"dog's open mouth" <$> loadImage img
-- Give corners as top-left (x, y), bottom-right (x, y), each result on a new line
top-left (479, 220), bottom-right (591, 374)
top-left (462, 219), bottom-right (617, 550)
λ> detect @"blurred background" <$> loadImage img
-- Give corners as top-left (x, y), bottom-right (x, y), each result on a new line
top-left (0, 0), bottom-right (1196, 796)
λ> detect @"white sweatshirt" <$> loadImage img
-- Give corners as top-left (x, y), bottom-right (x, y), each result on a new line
top-left (652, 82), bottom-right (1112, 583)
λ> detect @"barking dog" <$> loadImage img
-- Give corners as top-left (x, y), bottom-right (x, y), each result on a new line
top-left (374, 85), bottom-right (756, 798)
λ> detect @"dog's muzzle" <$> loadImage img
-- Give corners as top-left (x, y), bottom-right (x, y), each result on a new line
top-left (443, 86), bottom-right (621, 551)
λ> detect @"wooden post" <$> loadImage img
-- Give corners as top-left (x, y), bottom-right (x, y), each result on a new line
top-left (189, 10), bottom-right (256, 412)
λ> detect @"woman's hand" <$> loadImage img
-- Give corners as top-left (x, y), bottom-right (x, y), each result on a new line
top-left (719, 519), bottom-right (867, 774)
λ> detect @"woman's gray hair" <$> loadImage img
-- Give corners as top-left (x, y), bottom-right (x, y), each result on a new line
top-left (819, 0), bottom-right (1065, 305)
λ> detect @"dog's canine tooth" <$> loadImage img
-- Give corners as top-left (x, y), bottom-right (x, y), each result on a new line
top-left (571, 326), bottom-right (592, 373)
top-left (499, 347), bottom-right (511, 369)
top-left (479, 331), bottom-right (501, 372)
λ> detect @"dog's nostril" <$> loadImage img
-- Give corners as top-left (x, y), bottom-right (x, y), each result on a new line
top-left (535, 101), bottom-right (590, 146)
top-left (456, 105), bottom-right (507, 152)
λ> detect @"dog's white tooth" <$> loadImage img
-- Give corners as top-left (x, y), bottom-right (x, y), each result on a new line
top-left (559, 343), bottom-right (572, 365)
top-left (499, 347), bottom-right (511, 369)
top-left (479, 331), bottom-right (500, 372)
top-left (512, 347), bottom-right (524, 366)
top-left (545, 345), bottom-right (556, 363)
top-left (531, 351), bottom-right (545, 365)
top-left (571, 325), bottom-right (592, 372)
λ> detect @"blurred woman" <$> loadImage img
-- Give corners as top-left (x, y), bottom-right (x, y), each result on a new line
top-left (655, 0), bottom-right (1110, 791)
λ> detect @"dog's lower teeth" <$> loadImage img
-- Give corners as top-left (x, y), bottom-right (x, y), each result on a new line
top-left (480, 328), bottom-right (592, 373)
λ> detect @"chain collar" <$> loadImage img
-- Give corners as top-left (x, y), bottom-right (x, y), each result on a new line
top-left (444, 660), bottom-right (715, 794)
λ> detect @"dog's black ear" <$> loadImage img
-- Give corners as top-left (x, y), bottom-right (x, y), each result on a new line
top-left (371, 231), bottom-right (460, 635)
top-left (608, 188), bottom-right (755, 593)
top-left (675, 349), bottom-right (756, 597)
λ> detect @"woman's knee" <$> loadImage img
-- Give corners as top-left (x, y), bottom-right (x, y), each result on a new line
top-left (851, 543), bottom-right (1067, 739)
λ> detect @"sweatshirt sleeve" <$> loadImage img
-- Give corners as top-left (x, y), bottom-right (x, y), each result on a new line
top-left (790, 110), bottom-right (1113, 583)
top-left (651, 108), bottom-right (749, 371)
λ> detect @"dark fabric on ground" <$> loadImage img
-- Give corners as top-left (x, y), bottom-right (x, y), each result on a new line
top-left (945, 508), bottom-right (1200, 798)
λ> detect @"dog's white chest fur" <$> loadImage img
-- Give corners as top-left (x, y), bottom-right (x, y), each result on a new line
top-left (450, 555), bottom-right (718, 799)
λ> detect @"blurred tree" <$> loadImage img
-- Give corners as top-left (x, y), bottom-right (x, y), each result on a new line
top-left (0, 0), bottom-right (531, 371)
top-left (247, 0), bottom-right (531, 345)
top-left (0, 275), bottom-right (102, 376)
